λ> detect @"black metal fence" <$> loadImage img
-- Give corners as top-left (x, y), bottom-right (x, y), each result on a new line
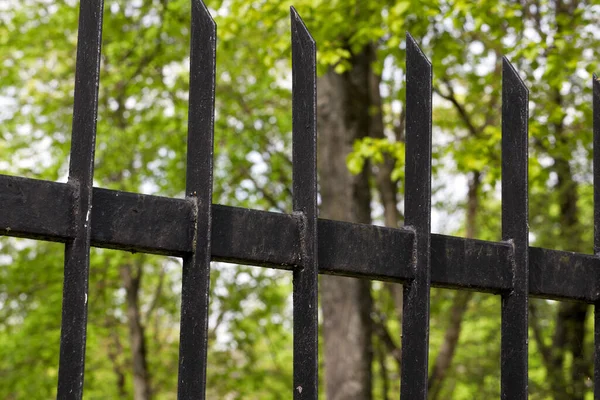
top-left (2, 1), bottom-right (600, 399)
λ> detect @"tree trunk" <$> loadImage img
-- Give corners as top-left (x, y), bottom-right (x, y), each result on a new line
top-left (550, 115), bottom-right (590, 400)
top-left (120, 263), bottom-right (152, 400)
top-left (105, 316), bottom-right (128, 397)
top-left (427, 291), bottom-right (471, 400)
top-left (427, 171), bottom-right (480, 398)
top-left (546, 4), bottom-right (591, 397)
top-left (317, 45), bottom-right (375, 400)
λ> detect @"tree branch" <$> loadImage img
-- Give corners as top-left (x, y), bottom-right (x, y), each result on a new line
top-left (371, 311), bottom-right (402, 371)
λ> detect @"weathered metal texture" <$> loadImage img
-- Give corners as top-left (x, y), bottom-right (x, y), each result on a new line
top-left (2, 177), bottom-right (600, 302)
top-left (177, 1), bottom-right (216, 398)
top-left (0, 176), bottom-right (75, 242)
top-left (2, 5), bottom-right (600, 396)
top-left (500, 58), bottom-right (529, 400)
top-left (57, 0), bottom-right (104, 396)
top-left (291, 8), bottom-right (318, 399)
top-left (93, 188), bottom-right (195, 255)
top-left (594, 74), bottom-right (600, 400)
top-left (401, 33), bottom-right (433, 399)
top-left (528, 247), bottom-right (599, 302)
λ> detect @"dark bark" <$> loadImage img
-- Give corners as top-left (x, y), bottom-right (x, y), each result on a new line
top-left (385, 282), bottom-right (404, 329)
top-left (317, 44), bottom-right (375, 400)
top-left (465, 172), bottom-right (480, 240)
top-left (569, 305), bottom-right (590, 399)
top-left (551, 302), bottom-right (589, 400)
top-left (546, 2), bottom-right (591, 397)
top-left (368, 65), bottom-right (401, 229)
top-left (427, 292), bottom-right (471, 400)
top-left (371, 311), bottom-right (402, 370)
top-left (105, 316), bottom-right (128, 397)
top-left (529, 300), bottom-right (569, 399)
top-left (427, 172), bottom-right (480, 399)
top-left (376, 338), bottom-right (391, 400)
top-left (550, 95), bottom-right (590, 400)
top-left (368, 60), bottom-right (407, 377)
top-left (120, 263), bottom-right (152, 400)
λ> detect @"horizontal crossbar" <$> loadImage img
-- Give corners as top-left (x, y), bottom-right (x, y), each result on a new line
top-left (1, 173), bottom-right (598, 303)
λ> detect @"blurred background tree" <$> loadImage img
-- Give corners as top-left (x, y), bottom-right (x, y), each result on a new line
top-left (0, 0), bottom-right (599, 398)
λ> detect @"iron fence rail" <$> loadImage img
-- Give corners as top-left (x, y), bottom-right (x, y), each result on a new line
top-left (2, 1), bottom-right (600, 399)
top-left (6, 175), bottom-right (600, 302)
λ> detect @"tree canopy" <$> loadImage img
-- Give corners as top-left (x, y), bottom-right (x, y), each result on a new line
top-left (1, 0), bottom-right (599, 398)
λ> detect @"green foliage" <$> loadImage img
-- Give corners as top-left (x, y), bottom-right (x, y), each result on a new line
top-left (1, 0), bottom-right (599, 398)
top-left (0, 241), bottom-right (64, 395)
top-left (347, 137), bottom-right (405, 182)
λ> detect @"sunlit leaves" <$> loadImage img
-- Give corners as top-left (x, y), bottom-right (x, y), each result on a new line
top-left (2, 0), bottom-right (600, 398)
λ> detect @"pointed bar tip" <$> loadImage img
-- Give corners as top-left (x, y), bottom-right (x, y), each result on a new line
top-left (192, 0), bottom-right (216, 29)
top-left (290, 6), bottom-right (316, 46)
top-left (502, 56), bottom-right (528, 93)
top-left (406, 32), bottom-right (432, 68)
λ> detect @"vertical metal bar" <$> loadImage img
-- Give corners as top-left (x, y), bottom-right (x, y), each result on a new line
top-left (500, 57), bottom-right (529, 400)
top-left (177, 1), bottom-right (216, 398)
top-left (401, 33), bottom-right (432, 400)
top-left (291, 7), bottom-right (318, 400)
top-left (57, 0), bottom-right (104, 397)
top-left (593, 73), bottom-right (600, 400)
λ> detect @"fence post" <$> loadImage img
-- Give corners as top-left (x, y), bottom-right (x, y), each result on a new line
top-left (593, 73), bottom-right (600, 400)
top-left (291, 8), bottom-right (319, 399)
top-left (500, 57), bottom-right (529, 400)
top-left (57, 0), bottom-right (104, 397)
top-left (177, 1), bottom-right (216, 398)
top-left (401, 33), bottom-right (433, 399)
